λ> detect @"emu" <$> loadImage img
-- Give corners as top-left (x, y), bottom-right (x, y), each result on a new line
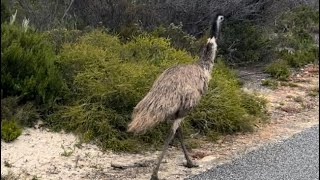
top-left (128, 14), bottom-right (224, 180)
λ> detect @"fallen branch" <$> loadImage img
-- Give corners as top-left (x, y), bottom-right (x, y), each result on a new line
top-left (111, 160), bottom-right (152, 169)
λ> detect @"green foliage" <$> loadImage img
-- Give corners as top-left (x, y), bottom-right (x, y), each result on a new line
top-left (117, 23), bottom-right (144, 41)
top-left (1, 0), bottom-right (10, 23)
top-left (1, 18), bottom-right (270, 152)
top-left (261, 79), bottom-right (279, 89)
top-left (1, 119), bottom-right (22, 142)
top-left (240, 92), bottom-right (268, 122)
top-left (278, 47), bottom-right (318, 68)
top-left (1, 97), bottom-right (39, 127)
top-left (1, 24), bottom-right (66, 105)
top-left (48, 31), bottom-right (195, 151)
top-left (266, 6), bottom-right (319, 77)
top-left (186, 60), bottom-right (267, 137)
top-left (47, 30), bottom-right (267, 151)
top-left (219, 21), bottom-right (270, 65)
top-left (44, 28), bottom-right (83, 54)
top-left (276, 6), bottom-right (319, 35)
top-left (151, 23), bottom-right (201, 55)
top-left (265, 60), bottom-right (290, 80)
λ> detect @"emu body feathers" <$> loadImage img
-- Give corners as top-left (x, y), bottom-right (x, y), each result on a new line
top-left (128, 38), bottom-right (217, 134)
top-left (128, 64), bottom-right (210, 134)
top-left (127, 13), bottom-right (223, 180)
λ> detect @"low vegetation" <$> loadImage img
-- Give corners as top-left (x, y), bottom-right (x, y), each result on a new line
top-left (265, 6), bottom-right (319, 80)
top-left (261, 79), bottom-right (279, 89)
top-left (1, 4), bottom-right (317, 153)
top-left (1, 24), bottom-right (67, 105)
top-left (187, 61), bottom-right (267, 136)
top-left (1, 119), bottom-right (22, 142)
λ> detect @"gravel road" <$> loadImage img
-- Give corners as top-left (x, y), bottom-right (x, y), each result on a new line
top-left (187, 125), bottom-right (319, 180)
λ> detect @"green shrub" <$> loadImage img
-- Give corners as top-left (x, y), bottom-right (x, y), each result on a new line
top-left (270, 6), bottom-right (319, 69)
top-left (1, 0), bottom-right (10, 24)
top-left (48, 31), bottom-right (195, 151)
top-left (186, 60), bottom-right (267, 136)
top-left (117, 23), bottom-right (144, 42)
top-left (278, 47), bottom-right (318, 68)
top-left (1, 24), bottom-right (66, 105)
top-left (261, 79), bottom-right (279, 89)
top-left (240, 92), bottom-right (268, 122)
top-left (44, 28), bottom-right (83, 54)
top-left (276, 6), bottom-right (319, 35)
top-left (265, 60), bottom-right (290, 80)
top-left (1, 97), bottom-right (39, 127)
top-left (219, 21), bottom-right (270, 65)
top-left (151, 23), bottom-right (200, 54)
top-left (48, 30), bottom-right (267, 152)
top-left (1, 119), bottom-right (22, 142)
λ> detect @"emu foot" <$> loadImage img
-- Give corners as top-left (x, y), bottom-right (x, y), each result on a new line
top-left (185, 161), bottom-right (199, 168)
top-left (150, 174), bottom-right (159, 180)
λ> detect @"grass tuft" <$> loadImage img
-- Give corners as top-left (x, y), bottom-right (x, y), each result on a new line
top-left (1, 119), bottom-right (22, 142)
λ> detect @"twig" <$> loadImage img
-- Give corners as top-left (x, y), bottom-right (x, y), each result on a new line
top-left (111, 161), bottom-right (150, 169)
top-left (61, 0), bottom-right (74, 21)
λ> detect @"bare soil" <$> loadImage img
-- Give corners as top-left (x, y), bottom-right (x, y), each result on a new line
top-left (1, 64), bottom-right (319, 180)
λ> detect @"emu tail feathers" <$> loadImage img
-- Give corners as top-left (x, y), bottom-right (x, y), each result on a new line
top-left (127, 109), bottom-right (165, 134)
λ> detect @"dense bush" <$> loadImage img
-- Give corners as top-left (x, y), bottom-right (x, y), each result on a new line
top-left (265, 6), bottom-right (319, 79)
top-left (275, 6), bottom-right (319, 35)
top-left (1, 24), bottom-right (66, 105)
top-left (187, 60), bottom-right (267, 135)
top-left (47, 31), bottom-right (196, 151)
top-left (265, 60), bottom-right (290, 80)
top-left (151, 23), bottom-right (204, 55)
top-left (219, 21), bottom-right (271, 66)
top-left (45, 30), bottom-right (267, 152)
top-left (1, 119), bottom-right (22, 142)
top-left (44, 28), bottom-right (83, 54)
top-left (1, 0), bottom-right (10, 24)
top-left (1, 97), bottom-right (39, 127)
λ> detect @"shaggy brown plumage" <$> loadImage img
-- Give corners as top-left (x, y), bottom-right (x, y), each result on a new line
top-left (127, 13), bottom-right (223, 180)
top-left (127, 38), bottom-right (217, 134)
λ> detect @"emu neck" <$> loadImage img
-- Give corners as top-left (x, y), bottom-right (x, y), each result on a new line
top-left (198, 42), bottom-right (216, 73)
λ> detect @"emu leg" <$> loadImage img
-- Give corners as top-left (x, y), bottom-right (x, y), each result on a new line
top-left (176, 127), bottom-right (199, 168)
top-left (150, 119), bottom-right (182, 180)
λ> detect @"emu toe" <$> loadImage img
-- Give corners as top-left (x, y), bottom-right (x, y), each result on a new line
top-left (185, 161), bottom-right (199, 168)
top-left (150, 174), bottom-right (159, 180)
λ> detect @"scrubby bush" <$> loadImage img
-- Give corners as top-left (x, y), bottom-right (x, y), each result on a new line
top-left (278, 47), bottom-right (318, 68)
top-left (1, 0), bottom-right (10, 24)
top-left (48, 31), bottom-right (195, 151)
top-left (265, 60), bottom-right (290, 80)
top-left (261, 79), bottom-right (279, 89)
top-left (266, 6), bottom-right (319, 78)
top-left (117, 23), bottom-right (144, 42)
top-left (47, 30), bottom-right (267, 152)
top-left (1, 24), bottom-right (66, 105)
top-left (151, 23), bottom-right (202, 55)
top-left (187, 60), bottom-right (267, 137)
top-left (275, 6), bottom-right (319, 35)
top-left (219, 21), bottom-right (271, 65)
top-left (1, 97), bottom-right (39, 127)
top-left (44, 28), bottom-right (83, 54)
top-left (240, 92), bottom-right (268, 120)
top-left (1, 119), bottom-right (22, 142)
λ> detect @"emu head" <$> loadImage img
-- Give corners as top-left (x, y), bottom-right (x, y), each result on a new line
top-left (210, 13), bottom-right (224, 39)
top-left (206, 13), bottom-right (224, 52)
top-left (200, 13), bottom-right (224, 70)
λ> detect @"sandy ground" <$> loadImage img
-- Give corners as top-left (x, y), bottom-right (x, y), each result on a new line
top-left (1, 64), bottom-right (319, 180)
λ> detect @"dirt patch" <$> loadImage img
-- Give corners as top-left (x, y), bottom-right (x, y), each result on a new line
top-left (1, 64), bottom-right (319, 180)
